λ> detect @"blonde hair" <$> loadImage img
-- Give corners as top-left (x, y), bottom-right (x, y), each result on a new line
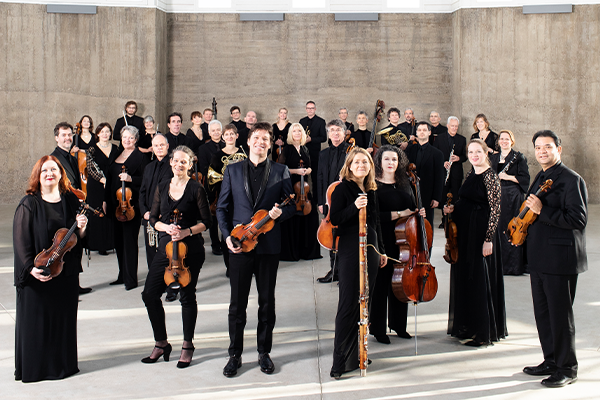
top-left (287, 123), bottom-right (307, 146)
top-left (339, 148), bottom-right (378, 191)
top-left (468, 139), bottom-right (491, 166)
top-left (498, 129), bottom-right (515, 147)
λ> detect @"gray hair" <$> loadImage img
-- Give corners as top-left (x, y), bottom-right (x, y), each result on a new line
top-left (448, 116), bottom-right (460, 124)
top-left (120, 125), bottom-right (139, 141)
top-left (208, 120), bottom-right (222, 131)
top-left (152, 132), bottom-right (168, 144)
top-left (430, 111), bottom-right (440, 117)
top-left (338, 107), bottom-right (348, 113)
top-left (326, 119), bottom-right (346, 132)
top-left (357, 111), bottom-right (368, 118)
top-left (171, 145), bottom-right (195, 162)
top-left (144, 115), bottom-right (154, 124)
top-left (404, 108), bottom-right (413, 113)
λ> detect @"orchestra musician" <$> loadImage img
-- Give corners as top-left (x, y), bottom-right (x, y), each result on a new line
top-left (272, 108), bottom-right (291, 160)
top-left (140, 145), bottom-right (211, 369)
top-left (106, 125), bottom-right (148, 290)
top-left (299, 101), bottom-right (327, 200)
top-left (443, 139), bottom-right (506, 347)
top-left (230, 106), bottom-right (245, 133)
top-left (371, 145), bottom-right (423, 343)
top-left (185, 111), bottom-right (204, 154)
top-left (521, 130), bottom-right (587, 388)
top-left (338, 107), bottom-right (355, 135)
top-left (398, 107), bottom-right (417, 147)
top-left (349, 111), bottom-right (371, 151)
top-left (113, 100), bottom-right (146, 142)
top-left (381, 107), bottom-right (402, 147)
top-left (236, 110), bottom-right (256, 151)
top-left (138, 116), bottom-right (160, 162)
top-left (73, 115), bottom-right (95, 151)
top-left (429, 111), bottom-right (447, 145)
top-left (217, 122), bottom-right (295, 377)
top-left (328, 148), bottom-right (387, 379)
top-left (489, 130), bottom-right (530, 275)
top-left (278, 123), bottom-right (321, 261)
top-left (200, 108), bottom-right (213, 141)
top-left (165, 112), bottom-right (192, 151)
top-left (13, 156), bottom-right (88, 382)
top-left (316, 119), bottom-right (352, 283)
top-left (471, 113), bottom-right (498, 153)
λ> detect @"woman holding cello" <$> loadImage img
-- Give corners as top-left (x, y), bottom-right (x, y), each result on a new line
top-left (443, 139), bottom-right (506, 347)
top-left (106, 125), bottom-right (147, 290)
top-left (278, 123), bottom-right (321, 261)
top-left (329, 148), bottom-right (387, 378)
top-left (13, 156), bottom-right (88, 382)
top-left (370, 145), bottom-right (424, 343)
top-left (141, 145), bottom-right (211, 369)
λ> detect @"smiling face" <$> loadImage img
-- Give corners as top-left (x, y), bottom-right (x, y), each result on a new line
top-left (223, 129), bottom-right (238, 146)
top-left (121, 130), bottom-right (137, 151)
top-left (81, 117), bottom-right (91, 129)
top-left (203, 110), bottom-right (213, 123)
top-left (152, 135), bottom-right (169, 159)
top-left (278, 109), bottom-right (288, 121)
top-left (389, 111), bottom-right (400, 125)
top-left (168, 115), bottom-right (182, 135)
top-left (192, 115), bottom-right (202, 126)
top-left (381, 151), bottom-right (399, 175)
top-left (338, 109), bottom-right (348, 122)
top-left (209, 123), bottom-right (223, 143)
top-left (448, 119), bottom-right (459, 136)
top-left (476, 118), bottom-right (488, 132)
top-left (429, 112), bottom-right (440, 126)
top-left (245, 112), bottom-right (257, 127)
top-left (534, 136), bottom-right (562, 170)
top-left (328, 125), bottom-right (345, 147)
top-left (356, 113), bottom-right (368, 129)
top-left (350, 153), bottom-right (371, 180)
top-left (40, 160), bottom-right (61, 191)
top-left (468, 142), bottom-right (488, 168)
top-left (404, 109), bottom-right (414, 123)
top-left (498, 132), bottom-right (513, 151)
top-left (248, 129), bottom-right (271, 158)
top-left (170, 150), bottom-right (192, 177)
top-left (55, 127), bottom-right (73, 152)
top-left (306, 103), bottom-right (316, 118)
top-left (291, 125), bottom-right (303, 144)
top-left (231, 109), bottom-right (241, 121)
top-left (144, 120), bottom-right (154, 130)
top-left (98, 126), bottom-right (112, 143)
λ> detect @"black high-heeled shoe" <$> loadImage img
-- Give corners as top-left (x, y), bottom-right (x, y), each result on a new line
top-left (141, 343), bottom-right (172, 363)
top-left (177, 345), bottom-right (195, 369)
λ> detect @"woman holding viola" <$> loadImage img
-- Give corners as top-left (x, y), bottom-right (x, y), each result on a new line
top-left (141, 145), bottom-right (211, 369)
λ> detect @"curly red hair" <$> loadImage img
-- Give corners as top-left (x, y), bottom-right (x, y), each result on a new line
top-left (26, 155), bottom-right (70, 195)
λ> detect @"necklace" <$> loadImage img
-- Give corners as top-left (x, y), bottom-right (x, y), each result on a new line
top-left (98, 142), bottom-right (110, 148)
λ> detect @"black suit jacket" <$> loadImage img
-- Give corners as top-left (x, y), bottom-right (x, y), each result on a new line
top-left (433, 132), bottom-right (467, 182)
top-left (405, 143), bottom-right (445, 207)
top-left (299, 115), bottom-right (327, 154)
top-left (316, 142), bottom-right (351, 206)
top-left (216, 159), bottom-right (295, 254)
top-left (526, 162), bottom-right (587, 275)
top-left (139, 157), bottom-right (173, 215)
top-left (51, 147), bottom-right (81, 189)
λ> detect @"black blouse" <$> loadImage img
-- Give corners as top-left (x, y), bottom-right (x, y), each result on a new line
top-left (279, 145), bottom-right (311, 185)
top-left (471, 131), bottom-right (499, 152)
top-left (490, 149), bottom-right (530, 193)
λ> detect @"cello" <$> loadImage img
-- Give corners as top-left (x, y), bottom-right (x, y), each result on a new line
top-left (443, 193), bottom-right (459, 264)
top-left (294, 160), bottom-right (312, 216)
top-left (164, 209), bottom-right (191, 289)
top-left (316, 181), bottom-right (341, 250)
top-left (115, 165), bottom-right (135, 222)
top-left (506, 179), bottom-right (553, 246)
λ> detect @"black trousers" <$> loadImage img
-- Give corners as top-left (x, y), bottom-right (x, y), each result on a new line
top-left (114, 213), bottom-right (142, 289)
top-left (530, 270), bottom-right (578, 378)
top-left (228, 252), bottom-right (279, 357)
top-left (209, 214), bottom-right (220, 250)
top-left (370, 260), bottom-right (408, 336)
top-left (142, 219), bottom-right (158, 269)
top-left (142, 248), bottom-right (204, 342)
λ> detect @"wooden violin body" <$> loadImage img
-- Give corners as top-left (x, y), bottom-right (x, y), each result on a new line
top-left (316, 181), bottom-right (341, 250)
top-left (115, 165), bottom-right (135, 222)
top-left (506, 179), bottom-right (553, 246)
top-left (164, 209), bottom-right (191, 289)
top-left (72, 124), bottom-right (89, 196)
top-left (294, 160), bottom-right (312, 216)
top-left (230, 196), bottom-right (294, 252)
top-left (443, 193), bottom-right (459, 264)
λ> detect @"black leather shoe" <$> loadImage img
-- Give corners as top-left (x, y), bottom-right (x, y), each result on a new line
top-left (523, 362), bottom-right (557, 376)
top-left (212, 248), bottom-right (223, 256)
top-left (223, 356), bottom-right (242, 377)
top-left (79, 286), bottom-right (92, 295)
top-left (98, 250), bottom-right (109, 256)
top-left (317, 269), bottom-right (338, 283)
top-left (396, 331), bottom-right (412, 339)
top-left (258, 353), bottom-right (275, 374)
top-left (330, 370), bottom-right (342, 379)
top-left (141, 343), bottom-right (172, 364)
top-left (541, 372), bottom-right (577, 388)
top-left (165, 288), bottom-right (179, 302)
top-left (177, 346), bottom-right (195, 369)
top-left (373, 334), bottom-right (390, 344)
top-left (109, 279), bottom-right (123, 285)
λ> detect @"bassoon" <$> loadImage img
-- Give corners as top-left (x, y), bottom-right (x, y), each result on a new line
top-left (358, 194), bottom-right (369, 377)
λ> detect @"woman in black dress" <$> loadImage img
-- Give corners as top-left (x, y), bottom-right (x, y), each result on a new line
top-left (329, 148), bottom-right (387, 378)
top-left (85, 123), bottom-right (118, 255)
top-left (278, 123), bottom-right (321, 261)
top-left (371, 145), bottom-right (423, 343)
top-left (13, 156), bottom-right (88, 382)
top-left (208, 124), bottom-right (247, 274)
top-left (141, 145), bottom-right (211, 368)
top-left (73, 115), bottom-right (95, 151)
top-left (272, 107), bottom-right (291, 161)
top-left (106, 125), bottom-right (147, 290)
top-left (490, 130), bottom-right (530, 275)
top-left (471, 114), bottom-right (498, 153)
top-left (138, 115), bottom-right (160, 162)
top-left (444, 139), bottom-right (506, 347)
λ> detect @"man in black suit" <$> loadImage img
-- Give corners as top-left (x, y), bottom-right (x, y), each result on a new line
top-left (522, 130), bottom-right (587, 388)
top-left (429, 111), bottom-right (448, 145)
top-left (405, 122), bottom-right (445, 229)
top-left (200, 108), bottom-right (213, 142)
top-left (316, 119), bottom-right (351, 283)
top-left (217, 122), bottom-right (295, 378)
top-left (434, 116), bottom-right (467, 226)
top-left (230, 106), bottom-right (245, 133)
top-left (398, 107), bottom-right (417, 149)
top-left (299, 101), bottom-right (327, 200)
top-left (113, 100), bottom-right (146, 142)
top-left (236, 110), bottom-right (256, 151)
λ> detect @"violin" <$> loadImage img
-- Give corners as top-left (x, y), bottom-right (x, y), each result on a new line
top-left (443, 193), bottom-right (458, 264)
top-left (294, 160), bottom-right (312, 216)
top-left (316, 181), bottom-right (341, 250)
top-left (394, 164), bottom-right (438, 303)
top-left (34, 202), bottom-right (103, 277)
top-left (275, 136), bottom-right (283, 162)
top-left (506, 179), bottom-right (553, 246)
top-left (164, 209), bottom-right (191, 289)
top-left (367, 100), bottom-right (385, 155)
top-left (71, 124), bottom-right (89, 196)
top-left (230, 195), bottom-right (295, 252)
top-left (190, 156), bottom-right (204, 185)
top-left (115, 165), bottom-right (135, 222)
top-left (69, 182), bottom-right (86, 201)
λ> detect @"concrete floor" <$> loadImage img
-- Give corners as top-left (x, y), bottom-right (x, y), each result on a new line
top-left (0, 204), bottom-right (598, 400)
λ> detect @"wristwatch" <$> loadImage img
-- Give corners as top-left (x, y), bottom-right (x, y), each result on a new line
top-left (189, 227), bottom-right (193, 236)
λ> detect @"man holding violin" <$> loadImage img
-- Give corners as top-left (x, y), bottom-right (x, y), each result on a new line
top-left (521, 130), bottom-right (587, 388)
top-left (216, 122), bottom-right (295, 377)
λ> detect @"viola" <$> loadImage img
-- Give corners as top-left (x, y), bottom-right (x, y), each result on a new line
top-left (164, 209), bottom-right (191, 289)
top-left (294, 160), bottom-right (312, 216)
top-left (506, 179), bottom-right (553, 246)
top-left (190, 156), bottom-right (204, 185)
top-left (230, 195), bottom-right (295, 252)
top-left (316, 181), bottom-right (341, 250)
top-left (275, 136), bottom-right (283, 162)
top-left (443, 193), bottom-right (458, 264)
top-left (34, 202), bottom-right (103, 277)
top-left (115, 165), bottom-right (135, 222)
top-left (367, 100), bottom-right (385, 155)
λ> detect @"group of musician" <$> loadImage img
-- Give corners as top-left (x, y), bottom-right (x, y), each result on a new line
top-left (13, 101), bottom-right (587, 389)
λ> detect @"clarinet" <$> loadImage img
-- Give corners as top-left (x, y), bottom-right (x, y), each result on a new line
top-left (444, 144), bottom-right (455, 185)
top-left (499, 151), bottom-right (521, 175)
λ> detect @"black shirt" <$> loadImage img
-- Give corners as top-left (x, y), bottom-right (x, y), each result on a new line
top-left (328, 143), bottom-right (346, 183)
top-left (249, 159), bottom-right (268, 203)
top-left (430, 124), bottom-right (448, 145)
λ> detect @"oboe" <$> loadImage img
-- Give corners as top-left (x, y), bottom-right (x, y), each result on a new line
top-left (444, 144), bottom-right (455, 185)
top-left (358, 193), bottom-right (369, 377)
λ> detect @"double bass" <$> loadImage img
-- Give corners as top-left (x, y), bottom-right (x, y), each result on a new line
top-left (506, 179), bottom-right (553, 246)
top-left (164, 209), bottom-right (191, 289)
top-left (294, 160), bottom-right (312, 216)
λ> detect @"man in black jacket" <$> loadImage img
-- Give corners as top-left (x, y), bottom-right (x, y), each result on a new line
top-left (165, 112), bottom-right (192, 151)
top-left (522, 130), bottom-right (587, 388)
top-left (113, 101), bottom-right (146, 142)
top-left (316, 119), bottom-right (351, 283)
top-left (217, 122), bottom-right (295, 378)
top-left (299, 101), bottom-right (327, 200)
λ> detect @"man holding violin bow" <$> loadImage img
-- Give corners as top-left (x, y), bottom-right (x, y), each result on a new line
top-left (216, 122), bottom-right (295, 377)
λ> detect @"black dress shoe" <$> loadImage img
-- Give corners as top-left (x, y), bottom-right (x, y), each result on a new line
top-left (177, 346), bottom-right (195, 369)
top-left (98, 250), bottom-right (109, 256)
top-left (125, 284), bottom-right (138, 291)
top-left (541, 372), bottom-right (577, 388)
top-left (141, 343), bottom-right (172, 363)
top-left (165, 290), bottom-right (178, 302)
top-left (223, 356), bottom-right (242, 377)
top-left (212, 248), bottom-right (223, 256)
top-left (330, 370), bottom-right (342, 379)
top-left (396, 331), bottom-right (412, 339)
top-left (109, 279), bottom-right (123, 285)
top-left (258, 353), bottom-right (275, 374)
top-left (79, 286), bottom-right (92, 295)
top-left (317, 269), bottom-right (338, 283)
top-left (523, 362), bottom-right (557, 376)
top-left (373, 334), bottom-right (391, 344)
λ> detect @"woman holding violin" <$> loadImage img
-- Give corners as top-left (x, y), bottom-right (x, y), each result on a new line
top-left (490, 130), bottom-right (530, 275)
top-left (370, 145), bottom-right (424, 343)
top-left (278, 123), bottom-right (321, 261)
top-left (443, 139), bottom-right (506, 347)
top-left (106, 125), bottom-right (148, 290)
top-left (13, 156), bottom-right (88, 382)
top-left (272, 107), bottom-right (291, 161)
top-left (85, 123), bottom-right (118, 256)
top-left (471, 114), bottom-right (498, 153)
top-left (141, 145), bottom-right (211, 368)
top-left (329, 148), bottom-right (387, 378)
